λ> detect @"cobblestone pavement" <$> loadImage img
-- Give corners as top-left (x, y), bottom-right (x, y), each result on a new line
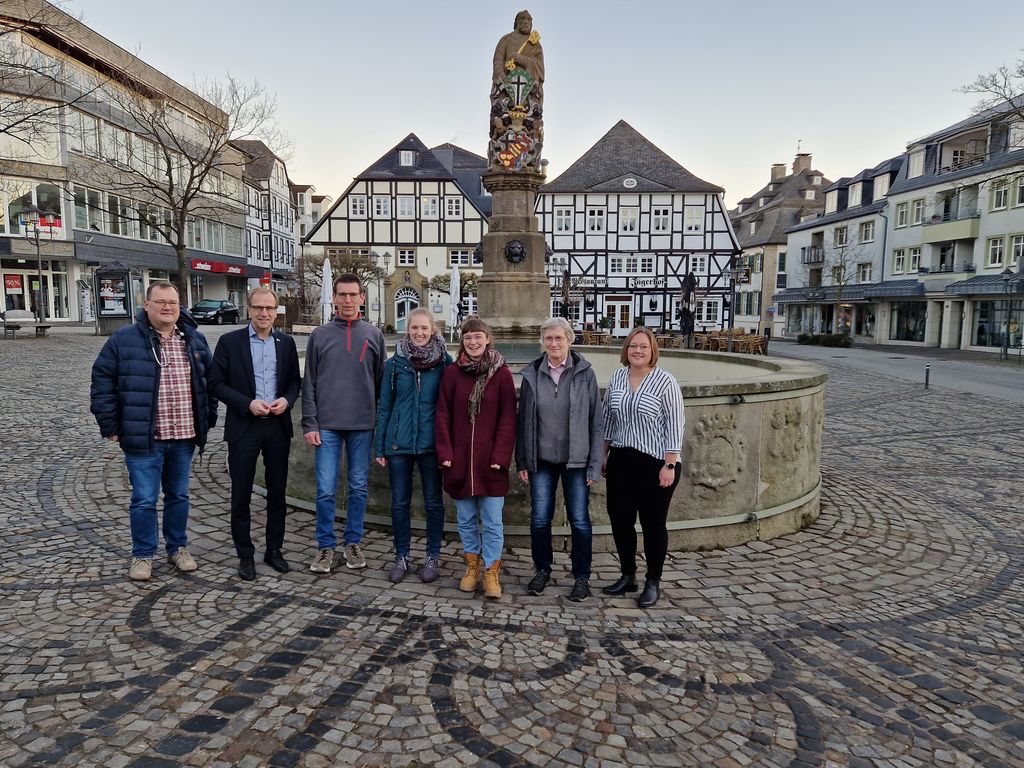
top-left (1, 334), bottom-right (1022, 768)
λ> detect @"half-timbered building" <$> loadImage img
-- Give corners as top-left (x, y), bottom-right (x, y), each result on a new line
top-left (304, 134), bottom-right (490, 331)
top-left (537, 120), bottom-right (740, 337)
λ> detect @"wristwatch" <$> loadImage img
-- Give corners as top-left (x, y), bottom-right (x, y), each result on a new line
top-left (664, 462), bottom-right (677, 470)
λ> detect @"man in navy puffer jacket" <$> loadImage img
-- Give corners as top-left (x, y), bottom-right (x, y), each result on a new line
top-left (90, 281), bottom-right (218, 582)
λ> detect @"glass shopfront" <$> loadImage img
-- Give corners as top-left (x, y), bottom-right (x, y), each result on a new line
top-left (2, 257), bottom-right (70, 319)
top-left (973, 299), bottom-right (1020, 348)
top-left (855, 303), bottom-right (877, 337)
top-left (888, 301), bottom-right (927, 342)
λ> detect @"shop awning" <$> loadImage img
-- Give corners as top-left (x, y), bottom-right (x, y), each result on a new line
top-left (862, 280), bottom-right (925, 298)
top-left (947, 273), bottom-right (1024, 296)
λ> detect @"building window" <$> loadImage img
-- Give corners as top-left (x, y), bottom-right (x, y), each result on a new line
top-left (422, 196), bottom-right (438, 218)
top-left (397, 248), bottom-right (416, 266)
top-left (107, 194), bottom-right (131, 236)
top-left (911, 198), bottom-right (925, 225)
top-left (992, 181), bottom-right (1009, 210)
top-left (860, 221), bottom-right (875, 242)
top-left (619, 207), bottom-right (638, 233)
top-left (908, 150), bottom-right (925, 179)
top-left (857, 262), bottom-right (872, 283)
top-left (684, 206), bottom-right (703, 232)
top-left (811, 175), bottom-right (822, 185)
top-left (345, 196), bottom-right (365, 217)
top-left (397, 196), bottom-right (415, 218)
top-left (749, 221), bottom-right (757, 235)
top-left (893, 248), bottom-right (906, 273)
top-left (554, 207), bottom-right (573, 233)
top-left (988, 237), bottom-right (1005, 266)
top-left (640, 256), bottom-right (654, 273)
top-left (652, 207), bottom-right (670, 232)
top-left (610, 256), bottom-right (623, 273)
top-left (831, 265), bottom-right (844, 283)
top-left (804, 190), bottom-right (815, 200)
top-left (586, 208), bottom-right (605, 232)
top-left (449, 249), bottom-right (471, 266)
top-left (778, 251), bottom-right (786, 272)
top-left (374, 196), bottom-right (390, 217)
top-left (889, 301), bottom-right (926, 342)
top-left (848, 184), bottom-right (862, 207)
top-left (874, 175), bottom-right (890, 199)
top-left (909, 247), bottom-right (921, 272)
top-left (834, 226), bottom-right (847, 247)
top-left (825, 191), bottom-right (838, 213)
top-left (399, 150), bottom-right (415, 167)
top-left (1010, 234), bottom-right (1024, 267)
top-left (776, 273), bottom-right (787, 289)
top-left (445, 197), bottom-right (462, 218)
top-left (895, 202), bottom-right (908, 228)
top-left (73, 185), bottom-right (102, 231)
top-left (690, 254), bottom-right (707, 274)
top-left (695, 299), bottom-right (721, 325)
top-left (625, 256), bottom-right (639, 272)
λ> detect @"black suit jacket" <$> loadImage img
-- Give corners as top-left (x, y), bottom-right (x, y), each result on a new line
top-left (208, 326), bottom-right (301, 443)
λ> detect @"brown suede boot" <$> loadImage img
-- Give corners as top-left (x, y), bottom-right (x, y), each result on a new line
top-left (482, 559), bottom-right (502, 599)
top-left (459, 553), bottom-right (481, 593)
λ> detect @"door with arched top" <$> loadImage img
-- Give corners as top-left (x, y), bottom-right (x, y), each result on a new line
top-left (394, 287), bottom-right (420, 332)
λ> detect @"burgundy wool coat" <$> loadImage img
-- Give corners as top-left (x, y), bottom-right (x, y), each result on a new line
top-left (434, 362), bottom-right (517, 499)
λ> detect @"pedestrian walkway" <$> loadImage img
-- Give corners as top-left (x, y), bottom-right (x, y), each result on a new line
top-left (0, 334), bottom-right (1022, 767)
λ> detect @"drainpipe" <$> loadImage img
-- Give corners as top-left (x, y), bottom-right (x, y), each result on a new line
top-left (876, 206), bottom-right (888, 344)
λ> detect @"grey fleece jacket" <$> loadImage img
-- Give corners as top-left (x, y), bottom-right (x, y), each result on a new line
top-left (515, 350), bottom-right (604, 480)
top-left (301, 316), bottom-right (386, 433)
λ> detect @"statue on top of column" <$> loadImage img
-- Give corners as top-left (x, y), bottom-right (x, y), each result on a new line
top-left (488, 10), bottom-right (544, 172)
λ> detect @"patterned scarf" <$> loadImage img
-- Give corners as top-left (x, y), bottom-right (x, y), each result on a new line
top-left (457, 346), bottom-right (505, 423)
top-left (398, 331), bottom-right (448, 370)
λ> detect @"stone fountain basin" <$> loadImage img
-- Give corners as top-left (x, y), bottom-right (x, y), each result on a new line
top-left (261, 347), bottom-right (827, 552)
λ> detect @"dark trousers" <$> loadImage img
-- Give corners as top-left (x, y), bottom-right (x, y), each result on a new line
top-left (227, 418), bottom-right (291, 559)
top-left (605, 446), bottom-right (679, 581)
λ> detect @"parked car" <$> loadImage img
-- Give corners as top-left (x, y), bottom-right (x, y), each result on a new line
top-left (189, 299), bottom-right (240, 324)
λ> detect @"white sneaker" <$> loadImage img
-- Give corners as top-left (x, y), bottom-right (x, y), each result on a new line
top-left (168, 548), bottom-right (197, 572)
top-left (309, 548), bottom-right (334, 573)
top-left (129, 558), bottom-right (152, 581)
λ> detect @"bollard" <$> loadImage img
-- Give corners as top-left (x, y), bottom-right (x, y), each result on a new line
top-left (925, 363), bottom-right (930, 389)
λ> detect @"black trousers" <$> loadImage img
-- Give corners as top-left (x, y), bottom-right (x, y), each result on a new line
top-left (228, 418), bottom-right (291, 559)
top-left (605, 446), bottom-right (680, 581)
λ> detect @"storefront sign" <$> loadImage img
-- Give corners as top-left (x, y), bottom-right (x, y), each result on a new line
top-left (190, 258), bottom-right (245, 275)
top-left (4, 274), bottom-right (23, 293)
top-left (628, 276), bottom-right (667, 289)
top-left (259, 271), bottom-right (271, 287)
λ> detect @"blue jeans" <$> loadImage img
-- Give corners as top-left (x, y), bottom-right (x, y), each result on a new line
top-left (454, 496), bottom-right (504, 567)
top-left (314, 429), bottom-right (372, 549)
top-left (123, 440), bottom-right (195, 558)
top-left (387, 452), bottom-right (445, 559)
top-left (528, 462), bottom-right (592, 578)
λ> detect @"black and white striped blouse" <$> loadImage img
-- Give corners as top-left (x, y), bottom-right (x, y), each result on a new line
top-left (602, 366), bottom-right (685, 461)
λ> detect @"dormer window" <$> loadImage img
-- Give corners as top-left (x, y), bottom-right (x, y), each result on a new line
top-left (811, 175), bottom-right (822, 185)
top-left (847, 183), bottom-right (862, 208)
top-left (399, 150), bottom-right (416, 167)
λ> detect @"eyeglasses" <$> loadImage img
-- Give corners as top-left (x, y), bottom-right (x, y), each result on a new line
top-left (149, 299), bottom-right (179, 307)
top-left (335, 292), bottom-right (361, 298)
top-left (627, 344), bottom-right (651, 350)
top-left (250, 305), bottom-right (276, 313)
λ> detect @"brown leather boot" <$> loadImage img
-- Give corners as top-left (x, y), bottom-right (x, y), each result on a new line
top-left (459, 553), bottom-right (481, 593)
top-left (482, 559), bottom-right (502, 599)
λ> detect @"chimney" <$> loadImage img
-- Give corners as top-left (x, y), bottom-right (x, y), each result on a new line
top-left (792, 153), bottom-right (812, 174)
top-left (770, 163), bottom-right (787, 181)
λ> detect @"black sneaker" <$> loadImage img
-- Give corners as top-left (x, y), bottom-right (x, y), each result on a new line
top-left (526, 570), bottom-right (550, 595)
top-left (568, 578), bottom-right (591, 602)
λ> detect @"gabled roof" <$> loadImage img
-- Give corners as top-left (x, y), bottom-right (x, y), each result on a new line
top-left (544, 120), bottom-right (723, 194)
top-left (735, 167), bottom-right (831, 209)
top-left (359, 134), bottom-right (454, 180)
top-left (229, 139), bottom-right (279, 182)
top-left (430, 143), bottom-right (491, 217)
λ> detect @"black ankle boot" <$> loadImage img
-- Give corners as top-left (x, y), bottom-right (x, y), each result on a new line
top-left (601, 574), bottom-right (638, 595)
top-left (637, 578), bottom-right (660, 608)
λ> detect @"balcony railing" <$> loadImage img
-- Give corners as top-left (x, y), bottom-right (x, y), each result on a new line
top-left (923, 208), bottom-right (980, 225)
top-left (801, 246), bottom-right (825, 265)
top-left (937, 155), bottom-right (985, 175)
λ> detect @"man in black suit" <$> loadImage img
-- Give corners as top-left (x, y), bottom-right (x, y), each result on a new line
top-left (208, 288), bottom-right (301, 580)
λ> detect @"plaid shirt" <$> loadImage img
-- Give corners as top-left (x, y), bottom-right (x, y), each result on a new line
top-left (154, 332), bottom-right (196, 440)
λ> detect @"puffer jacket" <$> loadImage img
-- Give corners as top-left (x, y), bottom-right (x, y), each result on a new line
top-left (90, 309), bottom-right (218, 454)
top-left (373, 345), bottom-right (452, 457)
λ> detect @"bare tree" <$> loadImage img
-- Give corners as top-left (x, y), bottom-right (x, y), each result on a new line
top-left (823, 225), bottom-right (869, 334)
top-left (428, 271), bottom-right (479, 311)
top-left (77, 73), bottom-right (290, 302)
top-left (961, 56), bottom-right (1024, 131)
top-left (294, 248), bottom-right (384, 318)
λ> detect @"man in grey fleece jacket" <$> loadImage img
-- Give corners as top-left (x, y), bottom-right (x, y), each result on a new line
top-left (302, 273), bottom-right (386, 574)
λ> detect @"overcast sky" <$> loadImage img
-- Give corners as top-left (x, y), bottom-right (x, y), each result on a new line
top-left (67, 0), bottom-right (1024, 208)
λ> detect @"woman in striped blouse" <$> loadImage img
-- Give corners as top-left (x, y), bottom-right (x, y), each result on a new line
top-left (600, 327), bottom-right (685, 608)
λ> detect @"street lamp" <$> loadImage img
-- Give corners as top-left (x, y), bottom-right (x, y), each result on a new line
top-left (19, 205), bottom-right (56, 323)
top-left (369, 250), bottom-right (391, 329)
top-left (1001, 266), bottom-right (1014, 360)
top-left (726, 259), bottom-right (746, 353)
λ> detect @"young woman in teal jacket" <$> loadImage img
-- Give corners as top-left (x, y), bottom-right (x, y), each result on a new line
top-left (374, 308), bottom-right (452, 583)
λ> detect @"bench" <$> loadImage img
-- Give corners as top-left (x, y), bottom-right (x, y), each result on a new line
top-left (2, 309), bottom-right (52, 339)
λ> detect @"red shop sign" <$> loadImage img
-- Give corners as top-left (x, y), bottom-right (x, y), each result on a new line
top-left (5, 274), bottom-right (23, 291)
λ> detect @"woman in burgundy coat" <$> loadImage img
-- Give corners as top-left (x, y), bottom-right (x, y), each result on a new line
top-left (435, 317), bottom-right (517, 599)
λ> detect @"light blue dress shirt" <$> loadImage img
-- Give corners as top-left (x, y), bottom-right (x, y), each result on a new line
top-left (248, 324), bottom-right (278, 403)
